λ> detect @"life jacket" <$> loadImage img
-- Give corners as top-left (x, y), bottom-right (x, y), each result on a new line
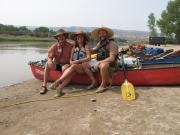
top-left (72, 47), bottom-right (86, 60)
top-left (94, 38), bottom-right (114, 61)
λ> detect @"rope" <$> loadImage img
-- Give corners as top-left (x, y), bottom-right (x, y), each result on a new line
top-left (0, 91), bottom-right (96, 109)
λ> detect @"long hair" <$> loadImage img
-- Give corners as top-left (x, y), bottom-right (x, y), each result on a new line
top-left (75, 38), bottom-right (87, 48)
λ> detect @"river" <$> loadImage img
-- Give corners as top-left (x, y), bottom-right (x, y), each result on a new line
top-left (0, 42), bottom-right (52, 87)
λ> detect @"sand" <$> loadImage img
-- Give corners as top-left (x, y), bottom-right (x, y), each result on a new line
top-left (0, 44), bottom-right (180, 135)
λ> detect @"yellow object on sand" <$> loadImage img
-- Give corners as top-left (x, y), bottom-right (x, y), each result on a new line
top-left (121, 79), bottom-right (135, 101)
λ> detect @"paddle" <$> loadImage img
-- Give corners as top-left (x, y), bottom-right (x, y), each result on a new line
top-left (157, 50), bottom-right (176, 59)
top-left (120, 53), bottom-right (136, 101)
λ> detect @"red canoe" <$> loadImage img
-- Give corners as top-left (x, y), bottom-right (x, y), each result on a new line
top-left (29, 64), bottom-right (180, 86)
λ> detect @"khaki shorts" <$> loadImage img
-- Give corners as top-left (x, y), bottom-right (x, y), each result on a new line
top-left (88, 59), bottom-right (99, 72)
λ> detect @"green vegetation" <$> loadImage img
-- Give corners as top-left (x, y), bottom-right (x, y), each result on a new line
top-left (148, 0), bottom-right (180, 44)
top-left (0, 24), bottom-right (56, 42)
top-left (147, 13), bottom-right (157, 37)
top-left (0, 24), bottom-right (55, 42)
top-left (0, 24), bottom-right (55, 37)
top-left (0, 24), bottom-right (139, 45)
top-left (0, 35), bottom-right (55, 42)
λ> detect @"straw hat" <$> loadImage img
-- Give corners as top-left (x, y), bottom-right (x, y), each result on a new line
top-left (73, 31), bottom-right (89, 41)
top-left (91, 27), bottom-right (114, 40)
top-left (53, 31), bottom-right (68, 39)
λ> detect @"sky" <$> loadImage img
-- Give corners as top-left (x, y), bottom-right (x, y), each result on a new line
top-left (0, 0), bottom-right (170, 31)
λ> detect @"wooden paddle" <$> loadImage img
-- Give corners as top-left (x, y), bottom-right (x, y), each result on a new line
top-left (157, 50), bottom-right (176, 59)
top-left (120, 53), bottom-right (136, 101)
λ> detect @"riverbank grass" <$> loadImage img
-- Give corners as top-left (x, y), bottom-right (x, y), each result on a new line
top-left (0, 35), bottom-right (55, 42)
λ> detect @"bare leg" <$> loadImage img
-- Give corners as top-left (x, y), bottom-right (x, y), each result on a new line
top-left (82, 63), bottom-right (97, 85)
top-left (54, 64), bottom-right (78, 84)
top-left (61, 64), bottom-right (70, 72)
top-left (40, 62), bottom-right (55, 94)
top-left (95, 62), bottom-right (110, 93)
top-left (42, 63), bottom-right (50, 87)
top-left (49, 64), bottom-right (70, 89)
top-left (54, 73), bottom-right (75, 97)
top-left (100, 62), bottom-right (110, 86)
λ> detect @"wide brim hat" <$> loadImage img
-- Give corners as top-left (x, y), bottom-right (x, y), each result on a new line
top-left (73, 31), bottom-right (89, 41)
top-left (53, 31), bottom-right (68, 39)
top-left (91, 27), bottom-right (114, 40)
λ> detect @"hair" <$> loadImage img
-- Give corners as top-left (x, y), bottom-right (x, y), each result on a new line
top-left (75, 35), bottom-right (87, 48)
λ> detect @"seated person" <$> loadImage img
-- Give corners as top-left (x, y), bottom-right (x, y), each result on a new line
top-left (82, 27), bottom-right (119, 93)
top-left (40, 31), bottom-right (73, 94)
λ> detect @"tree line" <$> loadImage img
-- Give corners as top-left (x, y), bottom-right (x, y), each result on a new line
top-left (0, 24), bottom-right (129, 44)
top-left (147, 0), bottom-right (180, 44)
top-left (0, 24), bottom-right (55, 37)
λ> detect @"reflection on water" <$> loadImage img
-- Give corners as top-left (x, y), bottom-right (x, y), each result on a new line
top-left (0, 42), bottom-right (51, 87)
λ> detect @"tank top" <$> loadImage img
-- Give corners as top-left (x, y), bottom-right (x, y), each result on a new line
top-left (72, 47), bottom-right (86, 61)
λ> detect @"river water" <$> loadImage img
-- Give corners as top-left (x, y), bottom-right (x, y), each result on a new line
top-left (0, 42), bottom-right (52, 87)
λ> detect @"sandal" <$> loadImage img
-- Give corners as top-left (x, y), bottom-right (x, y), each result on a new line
top-left (87, 83), bottom-right (98, 90)
top-left (49, 82), bottom-right (59, 90)
top-left (54, 91), bottom-right (64, 98)
top-left (40, 86), bottom-right (48, 94)
top-left (95, 86), bottom-right (107, 93)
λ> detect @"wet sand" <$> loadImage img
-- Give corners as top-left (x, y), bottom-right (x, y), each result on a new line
top-left (0, 44), bottom-right (180, 135)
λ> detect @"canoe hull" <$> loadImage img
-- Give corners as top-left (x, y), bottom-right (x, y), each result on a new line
top-left (29, 64), bottom-right (180, 86)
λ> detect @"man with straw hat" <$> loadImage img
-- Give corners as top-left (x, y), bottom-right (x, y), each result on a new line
top-left (40, 31), bottom-right (73, 94)
top-left (90, 27), bottom-right (119, 93)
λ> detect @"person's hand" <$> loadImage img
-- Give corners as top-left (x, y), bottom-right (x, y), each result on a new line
top-left (70, 60), bottom-right (76, 65)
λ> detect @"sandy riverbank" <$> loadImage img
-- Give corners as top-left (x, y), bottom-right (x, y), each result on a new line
top-left (0, 44), bottom-right (180, 135)
top-left (0, 79), bottom-right (180, 135)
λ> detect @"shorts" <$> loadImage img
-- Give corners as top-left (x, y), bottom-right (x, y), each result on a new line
top-left (88, 59), bottom-right (98, 72)
top-left (88, 59), bottom-right (98, 67)
top-left (56, 63), bottom-right (62, 71)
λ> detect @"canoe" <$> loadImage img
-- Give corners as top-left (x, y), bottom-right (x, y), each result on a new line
top-left (29, 63), bottom-right (180, 86)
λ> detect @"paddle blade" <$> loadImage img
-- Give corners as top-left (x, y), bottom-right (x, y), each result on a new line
top-left (121, 80), bottom-right (135, 101)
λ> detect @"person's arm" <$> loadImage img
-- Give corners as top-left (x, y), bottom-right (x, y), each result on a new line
top-left (98, 54), bottom-right (116, 63)
top-left (47, 43), bottom-right (58, 62)
top-left (70, 46), bottom-right (75, 64)
top-left (72, 45), bottom-right (91, 64)
top-left (91, 42), bottom-right (100, 53)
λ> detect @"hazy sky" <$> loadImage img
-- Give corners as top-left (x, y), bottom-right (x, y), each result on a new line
top-left (0, 0), bottom-right (170, 31)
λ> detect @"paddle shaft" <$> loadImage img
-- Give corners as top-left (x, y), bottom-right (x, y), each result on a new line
top-left (120, 53), bottom-right (127, 79)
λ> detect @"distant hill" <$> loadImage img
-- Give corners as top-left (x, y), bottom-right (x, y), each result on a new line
top-left (26, 26), bottom-right (149, 40)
